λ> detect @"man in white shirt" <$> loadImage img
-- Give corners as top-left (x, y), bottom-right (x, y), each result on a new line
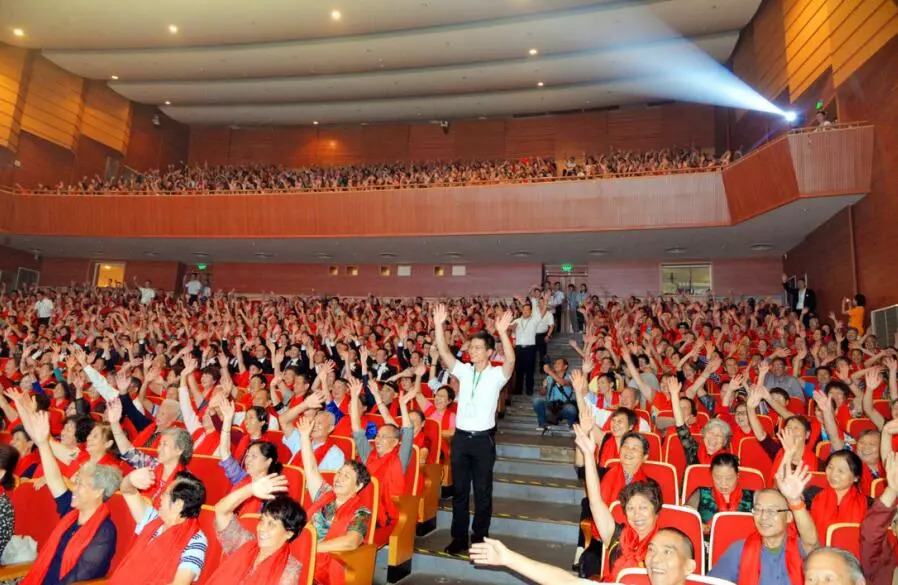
top-left (549, 282), bottom-right (565, 332)
top-left (512, 297), bottom-right (542, 396)
top-left (433, 303), bottom-right (514, 556)
top-left (34, 290), bottom-right (54, 327)
top-left (534, 306), bottom-right (555, 369)
top-left (134, 278), bottom-right (156, 305)
top-left (183, 273), bottom-right (203, 304)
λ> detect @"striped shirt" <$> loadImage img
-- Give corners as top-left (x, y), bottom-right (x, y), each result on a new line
top-left (136, 508), bottom-right (207, 581)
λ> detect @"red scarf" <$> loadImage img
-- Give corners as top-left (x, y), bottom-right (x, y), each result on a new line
top-left (22, 503), bottom-right (111, 585)
top-left (143, 463), bottom-right (185, 508)
top-left (809, 486), bottom-right (868, 542)
top-left (712, 484), bottom-right (744, 512)
top-left (737, 524), bottom-right (804, 585)
top-left (697, 442), bottom-right (727, 465)
top-left (365, 447), bottom-right (405, 526)
top-left (308, 490), bottom-right (366, 585)
top-left (770, 447), bottom-right (817, 486)
top-left (234, 476), bottom-right (265, 516)
top-left (132, 423), bottom-right (162, 449)
top-left (235, 432), bottom-right (271, 462)
top-left (597, 435), bottom-right (620, 467)
top-left (593, 464), bottom-right (647, 539)
top-left (860, 462), bottom-right (885, 494)
top-left (205, 538), bottom-right (292, 585)
top-left (191, 428), bottom-right (221, 456)
top-left (109, 516), bottom-right (200, 585)
top-left (605, 520), bottom-right (659, 581)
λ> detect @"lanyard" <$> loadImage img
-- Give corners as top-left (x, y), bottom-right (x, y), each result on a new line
top-left (471, 369), bottom-right (484, 400)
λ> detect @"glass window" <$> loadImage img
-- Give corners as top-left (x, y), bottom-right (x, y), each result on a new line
top-left (661, 264), bottom-right (711, 295)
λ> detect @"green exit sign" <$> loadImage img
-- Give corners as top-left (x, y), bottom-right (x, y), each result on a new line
top-left (197, 264), bottom-right (208, 271)
top-left (816, 100), bottom-right (824, 109)
top-left (560, 264), bottom-right (573, 272)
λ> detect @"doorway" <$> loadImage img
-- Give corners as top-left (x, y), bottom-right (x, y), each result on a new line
top-left (542, 264), bottom-right (588, 334)
top-left (93, 262), bottom-right (126, 288)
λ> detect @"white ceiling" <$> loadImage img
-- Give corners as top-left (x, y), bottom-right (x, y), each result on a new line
top-left (0, 0), bottom-right (763, 125)
top-left (3, 196), bottom-right (861, 265)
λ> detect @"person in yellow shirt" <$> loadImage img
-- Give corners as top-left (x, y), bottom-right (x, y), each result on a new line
top-left (843, 293), bottom-right (866, 335)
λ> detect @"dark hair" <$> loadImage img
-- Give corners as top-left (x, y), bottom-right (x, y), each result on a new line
top-left (826, 450), bottom-right (863, 483)
top-left (248, 440), bottom-right (282, 474)
top-left (816, 366), bottom-right (831, 376)
top-left (0, 445), bottom-right (19, 490)
top-left (770, 387), bottom-right (790, 403)
top-left (71, 397), bottom-right (91, 416)
top-left (33, 393), bottom-right (51, 411)
top-left (260, 496), bottom-right (307, 542)
top-left (679, 396), bottom-right (697, 417)
top-left (824, 380), bottom-right (851, 397)
top-left (201, 366), bottom-right (222, 384)
top-left (11, 425), bottom-right (32, 446)
top-left (470, 330), bottom-right (496, 352)
top-left (247, 406), bottom-right (270, 433)
top-left (783, 415), bottom-right (811, 435)
top-left (710, 452), bottom-right (740, 473)
top-left (612, 408), bottom-right (638, 430)
top-left (620, 478), bottom-right (663, 514)
top-left (854, 294), bottom-right (866, 307)
top-left (66, 415), bottom-right (95, 443)
top-left (345, 460), bottom-right (372, 491)
top-left (169, 470), bottom-right (206, 518)
top-left (620, 431), bottom-right (650, 456)
top-left (656, 527), bottom-right (695, 561)
top-left (94, 423), bottom-right (120, 458)
top-left (436, 385), bottom-right (455, 402)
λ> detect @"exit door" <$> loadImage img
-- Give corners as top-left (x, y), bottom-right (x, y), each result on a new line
top-left (542, 264), bottom-right (588, 334)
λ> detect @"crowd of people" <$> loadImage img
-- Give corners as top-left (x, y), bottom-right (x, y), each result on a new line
top-left (17, 145), bottom-right (731, 195)
top-left (0, 273), bottom-right (893, 585)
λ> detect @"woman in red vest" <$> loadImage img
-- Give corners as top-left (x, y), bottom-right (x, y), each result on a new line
top-left (208, 473), bottom-right (307, 585)
top-left (111, 467), bottom-right (208, 585)
top-left (296, 415), bottom-right (372, 585)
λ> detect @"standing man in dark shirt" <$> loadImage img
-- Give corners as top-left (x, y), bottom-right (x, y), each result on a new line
top-left (19, 407), bottom-right (121, 585)
top-left (782, 273), bottom-right (816, 325)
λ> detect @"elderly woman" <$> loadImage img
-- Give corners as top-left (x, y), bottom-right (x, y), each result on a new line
top-left (110, 466), bottom-right (208, 585)
top-left (296, 414), bottom-right (372, 585)
top-left (21, 409), bottom-right (122, 585)
top-left (107, 398), bottom-right (194, 507)
top-left (804, 449), bottom-right (871, 542)
top-left (668, 378), bottom-right (730, 465)
top-left (574, 423), bottom-right (664, 581)
top-left (685, 452), bottom-right (755, 528)
top-left (208, 473), bottom-right (306, 585)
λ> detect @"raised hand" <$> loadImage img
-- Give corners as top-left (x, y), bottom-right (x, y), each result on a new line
top-left (578, 407), bottom-right (596, 435)
top-left (30, 409), bottom-right (51, 444)
top-left (468, 538), bottom-right (511, 567)
top-left (570, 369), bottom-right (587, 396)
top-left (127, 467), bottom-right (155, 491)
top-left (573, 423), bottom-right (597, 457)
top-left (219, 399), bottom-right (235, 422)
top-left (865, 369), bottom-right (883, 392)
top-left (494, 310), bottom-right (513, 334)
top-left (432, 304), bottom-right (448, 326)
top-left (296, 413), bottom-right (314, 437)
top-left (811, 390), bottom-right (833, 415)
top-left (746, 386), bottom-right (764, 409)
top-left (106, 397), bottom-right (123, 424)
top-left (885, 451), bottom-right (898, 492)
top-left (775, 460), bottom-right (811, 502)
top-left (302, 390), bottom-right (326, 410)
top-left (348, 377), bottom-right (364, 400)
top-left (250, 473), bottom-right (289, 500)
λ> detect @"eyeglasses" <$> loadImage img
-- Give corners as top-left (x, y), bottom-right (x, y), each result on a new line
top-left (751, 507), bottom-right (788, 517)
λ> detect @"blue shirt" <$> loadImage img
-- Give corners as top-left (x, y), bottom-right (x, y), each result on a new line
top-left (47, 491), bottom-right (117, 585)
top-left (709, 537), bottom-right (807, 583)
top-left (545, 374), bottom-right (574, 403)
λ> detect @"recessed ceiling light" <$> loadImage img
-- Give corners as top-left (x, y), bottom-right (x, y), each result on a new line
top-left (312, 121), bottom-right (318, 125)
top-left (443, 252), bottom-right (464, 258)
top-left (749, 243), bottom-right (773, 251)
top-left (168, 24), bottom-right (178, 34)
top-left (331, 10), bottom-right (342, 20)
top-left (316, 253), bottom-right (332, 259)
top-left (193, 252), bottom-right (209, 257)
top-left (12, 28), bottom-right (24, 37)
top-left (665, 247), bottom-right (687, 254)
top-left (379, 252), bottom-right (397, 259)
top-left (164, 100), bottom-right (171, 105)
top-left (588, 249), bottom-right (609, 256)
top-left (254, 252), bottom-right (274, 259)
top-left (537, 81), bottom-right (544, 87)
top-left (143, 252), bottom-right (158, 257)
top-left (508, 250), bottom-right (532, 258)
top-left (528, 48), bottom-right (538, 56)
top-left (110, 75), bottom-right (119, 80)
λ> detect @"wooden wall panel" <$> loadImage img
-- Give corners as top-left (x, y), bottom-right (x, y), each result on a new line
top-left (361, 124), bottom-right (410, 164)
top-left (504, 117), bottom-right (556, 160)
top-left (9, 131), bottom-right (75, 188)
top-left (783, 0), bottom-right (833, 99)
top-left (317, 126), bottom-right (363, 167)
top-left (829, 0), bottom-right (898, 86)
top-left (225, 127), bottom-right (277, 165)
top-left (189, 127), bottom-right (231, 166)
top-left (209, 262), bottom-right (541, 297)
top-left (408, 124), bottom-right (455, 161)
top-left (0, 171), bottom-right (731, 238)
top-left (123, 260), bottom-right (183, 292)
top-left (0, 244), bottom-right (40, 275)
top-left (712, 258), bottom-right (784, 297)
top-left (124, 104), bottom-right (189, 172)
top-left (661, 104), bottom-right (718, 150)
top-left (20, 57), bottom-right (83, 150)
top-left (0, 44), bottom-right (28, 151)
top-left (607, 108), bottom-right (664, 152)
top-left (454, 120), bottom-right (505, 161)
top-left (722, 138), bottom-right (798, 223)
top-left (38, 258), bottom-right (91, 287)
top-left (80, 81), bottom-right (131, 153)
top-left (72, 135), bottom-right (120, 183)
top-left (752, 0), bottom-right (790, 98)
top-left (788, 125), bottom-right (874, 195)
top-left (553, 112), bottom-right (608, 159)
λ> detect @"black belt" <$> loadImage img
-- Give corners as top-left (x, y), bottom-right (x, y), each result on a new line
top-left (457, 427), bottom-right (496, 437)
top-left (515, 345), bottom-right (535, 349)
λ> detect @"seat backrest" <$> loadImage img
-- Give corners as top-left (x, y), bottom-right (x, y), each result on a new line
top-left (10, 481), bottom-right (57, 548)
top-left (872, 400), bottom-right (891, 420)
top-left (282, 464), bottom-right (307, 506)
top-left (197, 505), bottom-right (224, 584)
top-left (755, 414), bottom-right (775, 436)
top-left (871, 477), bottom-right (886, 498)
top-left (263, 429), bottom-right (293, 463)
top-left (846, 418), bottom-right (877, 437)
top-left (815, 440), bottom-right (831, 461)
top-left (607, 503), bottom-right (704, 574)
top-left (421, 419), bottom-right (442, 464)
top-left (807, 471), bottom-right (828, 491)
top-left (708, 512), bottom-right (754, 569)
top-left (106, 492), bottom-right (138, 572)
top-left (290, 523), bottom-right (318, 585)
top-left (826, 522), bottom-right (861, 559)
top-left (662, 432), bottom-right (702, 482)
top-left (681, 464), bottom-right (766, 505)
top-left (330, 435), bottom-right (357, 461)
top-left (187, 454), bottom-right (231, 506)
top-left (407, 445), bottom-right (422, 496)
top-left (643, 432), bottom-right (662, 462)
top-left (787, 397), bottom-right (805, 415)
top-left (735, 437), bottom-right (772, 479)
top-left (238, 512), bottom-right (260, 533)
top-left (605, 459), bottom-right (679, 505)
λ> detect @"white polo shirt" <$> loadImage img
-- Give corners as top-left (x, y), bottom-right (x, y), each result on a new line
top-left (512, 299), bottom-right (542, 347)
top-left (451, 360), bottom-right (509, 432)
top-left (138, 286), bottom-right (156, 305)
top-left (536, 310), bottom-right (554, 335)
top-left (34, 298), bottom-right (54, 319)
